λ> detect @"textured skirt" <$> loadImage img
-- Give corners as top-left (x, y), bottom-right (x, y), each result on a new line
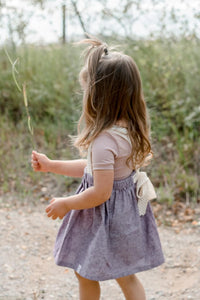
top-left (54, 170), bottom-right (165, 281)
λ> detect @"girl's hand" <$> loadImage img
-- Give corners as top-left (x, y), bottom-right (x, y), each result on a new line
top-left (31, 150), bottom-right (51, 172)
top-left (45, 198), bottom-right (71, 220)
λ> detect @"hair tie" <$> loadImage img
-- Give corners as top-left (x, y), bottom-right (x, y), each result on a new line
top-left (104, 47), bottom-right (108, 55)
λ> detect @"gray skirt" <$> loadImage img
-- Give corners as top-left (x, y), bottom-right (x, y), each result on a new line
top-left (54, 170), bottom-right (165, 281)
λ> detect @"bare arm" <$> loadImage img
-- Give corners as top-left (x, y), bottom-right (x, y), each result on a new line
top-left (46, 159), bottom-right (87, 177)
top-left (45, 169), bottom-right (114, 219)
top-left (31, 150), bottom-right (87, 177)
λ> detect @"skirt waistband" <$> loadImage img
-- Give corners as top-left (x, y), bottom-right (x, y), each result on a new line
top-left (83, 169), bottom-right (136, 190)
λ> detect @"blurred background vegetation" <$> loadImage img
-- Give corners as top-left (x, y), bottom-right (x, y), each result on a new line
top-left (0, 0), bottom-right (199, 207)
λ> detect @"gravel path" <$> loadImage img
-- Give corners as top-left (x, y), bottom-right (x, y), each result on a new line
top-left (0, 204), bottom-right (200, 300)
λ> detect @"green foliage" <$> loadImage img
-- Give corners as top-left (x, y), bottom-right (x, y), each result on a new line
top-left (124, 37), bottom-right (199, 204)
top-left (0, 44), bottom-right (81, 131)
top-left (0, 38), bottom-right (199, 204)
top-left (124, 37), bottom-right (200, 140)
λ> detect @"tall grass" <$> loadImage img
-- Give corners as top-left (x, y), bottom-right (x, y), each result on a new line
top-left (0, 38), bottom-right (199, 205)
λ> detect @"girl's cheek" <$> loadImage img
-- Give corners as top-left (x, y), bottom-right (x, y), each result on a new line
top-left (80, 80), bottom-right (87, 91)
top-left (79, 67), bottom-right (88, 90)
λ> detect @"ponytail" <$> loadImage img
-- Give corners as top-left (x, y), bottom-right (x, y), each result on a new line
top-left (78, 36), bottom-right (108, 85)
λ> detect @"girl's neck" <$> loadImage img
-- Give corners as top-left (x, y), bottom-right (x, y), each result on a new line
top-left (115, 119), bottom-right (128, 128)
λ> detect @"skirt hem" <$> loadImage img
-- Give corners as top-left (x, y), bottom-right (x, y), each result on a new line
top-left (55, 258), bottom-right (165, 281)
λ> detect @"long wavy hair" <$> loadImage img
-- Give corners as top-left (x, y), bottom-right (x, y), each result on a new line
top-left (74, 36), bottom-right (152, 169)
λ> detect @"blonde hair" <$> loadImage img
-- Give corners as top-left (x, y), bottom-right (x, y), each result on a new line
top-left (74, 36), bottom-right (152, 169)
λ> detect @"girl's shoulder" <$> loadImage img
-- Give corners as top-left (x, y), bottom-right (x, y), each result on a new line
top-left (94, 126), bottom-right (125, 142)
top-left (92, 126), bottom-right (131, 154)
top-left (97, 126), bottom-right (130, 142)
top-left (92, 130), bottom-right (118, 151)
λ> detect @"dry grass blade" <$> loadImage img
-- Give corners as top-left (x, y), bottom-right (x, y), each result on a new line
top-left (28, 116), bottom-right (34, 136)
top-left (23, 83), bottom-right (28, 107)
top-left (23, 83), bottom-right (34, 136)
top-left (12, 58), bottom-right (22, 92)
top-left (4, 46), bottom-right (35, 146)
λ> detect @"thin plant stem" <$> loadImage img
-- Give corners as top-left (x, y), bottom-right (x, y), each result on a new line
top-left (4, 46), bottom-right (36, 149)
top-left (4, 46), bottom-right (18, 73)
top-left (12, 58), bottom-right (22, 92)
top-left (23, 83), bottom-right (35, 148)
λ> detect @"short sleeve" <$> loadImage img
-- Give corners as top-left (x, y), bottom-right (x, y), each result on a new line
top-left (91, 132), bottom-right (118, 170)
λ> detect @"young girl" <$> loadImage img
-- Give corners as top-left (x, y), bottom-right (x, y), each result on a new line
top-left (31, 37), bottom-right (164, 300)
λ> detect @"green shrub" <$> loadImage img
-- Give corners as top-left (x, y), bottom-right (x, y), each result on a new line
top-left (0, 38), bottom-right (199, 204)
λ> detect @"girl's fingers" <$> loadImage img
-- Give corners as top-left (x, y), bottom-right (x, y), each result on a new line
top-left (46, 202), bottom-right (63, 220)
top-left (32, 151), bottom-right (42, 162)
top-left (31, 157), bottom-right (39, 168)
top-left (31, 158), bottom-right (38, 164)
top-left (31, 159), bottom-right (37, 163)
top-left (31, 163), bottom-right (40, 171)
top-left (47, 211), bottom-right (58, 220)
top-left (32, 151), bottom-right (38, 160)
top-left (46, 200), bottom-right (55, 213)
top-left (46, 208), bottom-right (57, 220)
top-left (45, 207), bottom-right (50, 213)
top-left (32, 150), bottom-right (38, 156)
top-left (47, 210), bottom-right (53, 218)
top-left (46, 200), bottom-right (62, 220)
top-left (45, 204), bottom-right (52, 212)
top-left (31, 157), bottom-right (38, 163)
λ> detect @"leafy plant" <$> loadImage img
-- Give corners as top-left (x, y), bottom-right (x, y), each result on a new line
top-left (0, 38), bottom-right (199, 204)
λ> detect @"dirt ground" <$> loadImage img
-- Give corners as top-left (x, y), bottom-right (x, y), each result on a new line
top-left (0, 202), bottom-right (200, 300)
